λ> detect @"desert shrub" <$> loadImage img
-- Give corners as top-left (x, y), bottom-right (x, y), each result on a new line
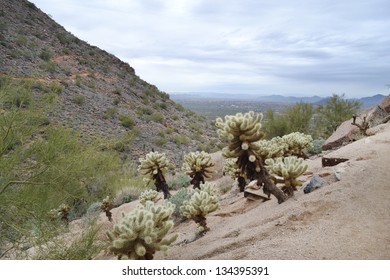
top-left (0, 79), bottom-right (135, 257)
top-left (173, 134), bottom-right (190, 146)
top-left (50, 83), bottom-right (63, 95)
top-left (153, 135), bottom-right (168, 146)
top-left (306, 138), bottom-right (325, 155)
top-left (119, 115), bottom-right (135, 129)
top-left (168, 188), bottom-right (192, 221)
top-left (103, 107), bottom-right (117, 119)
top-left (72, 94), bottom-right (85, 105)
top-left (39, 48), bottom-right (52, 61)
top-left (44, 61), bottom-right (56, 73)
top-left (112, 187), bottom-right (143, 207)
top-left (85, 201), bottom-right (102, 220)
top-left (168, 173), bottom-right (191, 190)
top-left (136, 106), bottom-right (153, 116)
top-left (150, 112), bottom-right (164, 124)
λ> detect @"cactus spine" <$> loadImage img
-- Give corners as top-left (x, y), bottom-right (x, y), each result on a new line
top-left (180, 182), bottom-right (220, 233)
top-left (107, 201), bottom-right (177, 260)
top-left (138, 151), bottom-right (172, 199)
top-left (182, 151), bottom-right (215, 189)
top-left (265, 156), bottom-right (308, 196)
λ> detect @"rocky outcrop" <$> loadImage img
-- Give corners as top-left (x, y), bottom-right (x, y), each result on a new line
top-left (323, 95), bottom-right (390, 150)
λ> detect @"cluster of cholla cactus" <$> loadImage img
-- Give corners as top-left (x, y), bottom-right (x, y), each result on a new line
top-left (49, 203), bottom-right (70, 225)
top-left (101, 196), bottom-right (113, 222)
top-left (281, 132), bottom-right (313, 158)
top-left (180, 182), bottom-right (220, 233)
top-left (138, 151), bottom-right (172, 199)
top-left (182, 151), bottom-right (215, 189)
top-left (265, 156), bottom-right (308, 196)
top-left (107, 201), bottom-right (177, 260)
top-left (139, 189), bottom-right (160, 205)
top-left (216, 111), bottom-right (287, 203)
top-left (256, 132), bottom-right (313, 160)
top-left (223, 158), bottom-right (246, 192)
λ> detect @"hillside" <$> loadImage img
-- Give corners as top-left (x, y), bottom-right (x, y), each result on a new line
top-left (0, 0), bottom-right (220, 163)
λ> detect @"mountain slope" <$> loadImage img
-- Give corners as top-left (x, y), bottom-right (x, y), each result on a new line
top-left (0, 0), bottom-right (220, 163)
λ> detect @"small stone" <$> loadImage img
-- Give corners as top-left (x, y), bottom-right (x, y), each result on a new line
top-left (303, 175), bottom-right (326, 194)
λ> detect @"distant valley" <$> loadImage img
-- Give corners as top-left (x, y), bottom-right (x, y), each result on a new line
top-left (171, 93), bottom-right (387, 120)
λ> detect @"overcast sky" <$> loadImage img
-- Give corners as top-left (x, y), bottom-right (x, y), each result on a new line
top-left (30, 0), bottom-right (390, 98)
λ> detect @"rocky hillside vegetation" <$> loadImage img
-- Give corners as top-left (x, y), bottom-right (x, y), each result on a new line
top-left (0, 0), bottom-right (221, 163)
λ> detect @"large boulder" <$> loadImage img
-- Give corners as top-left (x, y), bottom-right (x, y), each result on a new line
top-left (323, 95), bottom-right (390, 150)
top-left (322, 120), bottom-right (360, 150)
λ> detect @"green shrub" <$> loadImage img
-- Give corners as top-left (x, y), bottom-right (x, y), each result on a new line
top-left (168, 173), bottom-right (191, 190)
top-left (173, 134), bottom-right (190, 146)
top-left (44, 61), bottom-right (56, 73)
top-left (168, 188), bottom-right (192, 221)
top-left (306, 138), bottom-right (325, 155)
top-left (72, 94), bottom-right (85, 105)
top-left (153, 136), bottom-right (168, 146)
top-left (150, 112), bottom-right (164, 124)
top-left (39, 48), bottom-right (52, 61)
top-left (103, 107), bottom-right (117, 119)
top-left (0, 78), bottom-right (138, 257)
top-left (119, 115), bottom-right (135, 129)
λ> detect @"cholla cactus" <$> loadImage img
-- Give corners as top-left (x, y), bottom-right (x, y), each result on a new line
top-left (101, 196), bottom-right (113, 222)
top-left (49, 203), bottom-right (70, 225)
top-left (281, 132), bottom-right (313, 158)
top-left (265, 156), bottom-right (308, 196)
top-left (138, 151), bottom-right (172, 199)
top-left (180, 182), bottom-right (220, 233)
top-left (216, 111), bottom-right (287, 203)
top-left (255, 137), bottom-right (288, 159)
top-left (182, 151), bottom-right (215, 189)
top-left (223, 158), bottom-right (246, 192)
top-left (107, 201), bottom-right (177, 260)
top-left (139, 189), bottom-right (160, 205)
